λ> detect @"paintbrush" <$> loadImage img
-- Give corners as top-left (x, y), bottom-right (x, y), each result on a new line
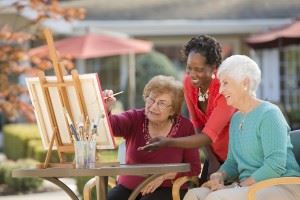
top-left (63, 108), bottom-right (80, 141)
top-left (104, 91), bottom-right (124, 100)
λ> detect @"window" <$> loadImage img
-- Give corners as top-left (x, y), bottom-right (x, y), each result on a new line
top-left (280, 46), bottom-right (300, 111)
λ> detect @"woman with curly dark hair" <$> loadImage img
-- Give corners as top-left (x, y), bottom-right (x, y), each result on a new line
top-left (140, 35), bottom-right (236, 183)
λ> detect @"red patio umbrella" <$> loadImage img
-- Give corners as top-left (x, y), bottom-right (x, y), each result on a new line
top-left (29, 33), bottom-right (153, 108)
top-left (29, 33), bottom-right (152, 59)
top-left (246, 19), bottom-right (300, 49)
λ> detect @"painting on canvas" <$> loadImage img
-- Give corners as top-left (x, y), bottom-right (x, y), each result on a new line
top-left (26, 73), bottom-right (115, 150)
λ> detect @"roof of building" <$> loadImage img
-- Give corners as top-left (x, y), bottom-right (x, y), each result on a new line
top-left (62, 0), bottom-right (300, 20)
top-left (73, 19), bottom-right (292, 37)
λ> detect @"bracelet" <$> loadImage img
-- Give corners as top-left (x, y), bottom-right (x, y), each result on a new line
top-left (233, 182), bottom-right (241, 188)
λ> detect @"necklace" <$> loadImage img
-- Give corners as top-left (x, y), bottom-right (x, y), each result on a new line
top-left (143, 117), bottom-right (181, 142)
top-left (198, 88), bottom-right (209, 102)
top-left (239, 113), bottom-right (248, 131)
top-left (239, 99), bottom-right (260, 131)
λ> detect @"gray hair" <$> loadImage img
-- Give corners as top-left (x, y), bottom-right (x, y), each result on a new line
top-left (217, 55), bottom-right (261, 96)
top-left (143, 75), bottom-right (184, 119)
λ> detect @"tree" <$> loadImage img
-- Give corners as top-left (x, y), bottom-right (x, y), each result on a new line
top-left (133, 51), bottom-right (178, 108)
top-left (0, 0), bottom-right (85, 123)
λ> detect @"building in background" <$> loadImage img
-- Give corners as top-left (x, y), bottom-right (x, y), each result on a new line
top-left (56, 0), bottom-right (300, 104)
top-left (247, 20), bottom-right (300, 127)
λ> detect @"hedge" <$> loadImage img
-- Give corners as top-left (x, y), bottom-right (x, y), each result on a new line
top-left (0, 159), bottom-right (43, 192)
top-left (3, 124), bottom-right (40, 160)
top-left (3, 123), bottom-right (124, 197)
top-left (3, 124), bottom-right (74, 162)
top-left (119, 51), bottom-right (178, 108)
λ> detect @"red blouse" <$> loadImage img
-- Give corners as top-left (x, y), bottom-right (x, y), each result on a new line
top-left (183, 74), bottom-right (236, 161)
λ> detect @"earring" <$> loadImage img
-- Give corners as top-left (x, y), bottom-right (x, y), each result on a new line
top-left (211, 74), bottom-right (216, 79)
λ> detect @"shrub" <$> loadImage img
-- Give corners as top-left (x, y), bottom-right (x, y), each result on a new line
top-left (3, 124), bottom-right (40, 160)
top-left (3, 124), bottom-right (74, 162)
top-left (76, 176), bottom-right (96, 199)
top-left (27, 139), bottom-right (42, 159)
top-left (0, 160), bottom-right (14, 184)
top-left (2, 159), bottom-right (43, 192)
top-left (27, 139), bottom-right (74, 163)
top-left (287, 109), bottom-right (300, 129)
top-left (120, 51), bottom-right (178, 108)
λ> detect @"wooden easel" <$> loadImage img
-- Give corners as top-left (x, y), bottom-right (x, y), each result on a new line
top-left (37, 28), bottom-right (88, 168)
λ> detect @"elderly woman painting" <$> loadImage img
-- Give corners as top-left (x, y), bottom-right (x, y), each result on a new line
top-left (184, 55), bottom-right (300, 200)
top-left (104, 75), bottom-right (200, 200)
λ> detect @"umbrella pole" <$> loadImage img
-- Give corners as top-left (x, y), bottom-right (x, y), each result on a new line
top-left (128, 53), bottom-right (136, 108)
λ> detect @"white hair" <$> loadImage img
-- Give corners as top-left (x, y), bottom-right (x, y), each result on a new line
top-left (217, 55), bottom-right (261, 96)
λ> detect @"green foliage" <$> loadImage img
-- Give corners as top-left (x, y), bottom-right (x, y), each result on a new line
top-left (97, 150), bottom-right (118, 163)
top-left (28, 139), bottom-right (75, 163)
top-left (27, 140), bottom-right (72, 163)
top-left (0, 167), bottom-right (5, 184)
top-left (288, 110), bottom-right (300, 122)
top-left (3, 124), bottom-right (40, 160)
top-left (1, 159), bottom-right (42, 192)
top-left (3, 124), bottom-right (73, 162)
top-left (287, 109), bottom-right (300, 129)
top-left (3, 124), bottom-right (122, 162)
top-left (76, 176), bottom-right (97, 199)
top-left (120, 51), bottom-right (178, 108)
top-left (0, 161), bottom-right (14, 184)
top-left (27, 139), bottom-right (42, 159)
top-left (135, 51), bottom-right (177, 107)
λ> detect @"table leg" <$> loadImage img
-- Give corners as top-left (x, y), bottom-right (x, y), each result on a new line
top-left (128, 174), bottom-right (162, 200)
top-left (44, 177), bottom-right (79, 200)
top-left (96, 176), bottom-right (108, 200)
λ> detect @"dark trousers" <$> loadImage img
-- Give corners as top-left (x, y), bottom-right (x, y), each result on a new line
top-left (198, 159), bottom-right (210, 185)
top-left (108, 184), bottom-right (187, 200)
top-left (199, 146), bottom-right (223, 185)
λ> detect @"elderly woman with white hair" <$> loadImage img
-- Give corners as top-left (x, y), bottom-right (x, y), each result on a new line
top-left (184, 55), bottom-right (300, 200)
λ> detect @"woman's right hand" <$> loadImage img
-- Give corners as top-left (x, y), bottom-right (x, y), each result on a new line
top-left (103, 90), bottom-right (116, 113)
top-left (137, 136), bottom-right (171, 151)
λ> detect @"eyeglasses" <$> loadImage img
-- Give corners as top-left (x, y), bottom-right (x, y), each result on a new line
top-left (145, 97), bottom-right (172, 110)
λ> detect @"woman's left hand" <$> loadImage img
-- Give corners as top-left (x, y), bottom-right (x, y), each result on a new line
top-left (140, 173), bottom-right (176, 196)
top-left (202, 172), bottom-right (225, 191)
top-left (202, 179), bottom-right (225, 191)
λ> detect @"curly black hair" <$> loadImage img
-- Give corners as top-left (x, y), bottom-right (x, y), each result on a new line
top-left (182, 35), bottom-right (222, 68)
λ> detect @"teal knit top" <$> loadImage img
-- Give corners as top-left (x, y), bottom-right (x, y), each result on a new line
top-left (220, 101), bottom-right (300, 182)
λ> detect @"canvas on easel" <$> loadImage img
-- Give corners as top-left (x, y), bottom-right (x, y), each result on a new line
top-left (25, 28), bottom-right (116, 168)
top-left (26, 73), bottom-right (116, 150)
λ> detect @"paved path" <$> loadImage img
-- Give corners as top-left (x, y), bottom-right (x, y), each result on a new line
top-left (0, 191), bottom-right (74, 200)
top-left (0, 178), bottom-right (78, 200)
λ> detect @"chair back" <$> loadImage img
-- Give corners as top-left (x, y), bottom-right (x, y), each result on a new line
top-left (290, 129), bottom-right (300, 165)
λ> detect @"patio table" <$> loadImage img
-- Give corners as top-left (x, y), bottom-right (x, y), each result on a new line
top-left (12, 163), bottom-right (190, 200)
